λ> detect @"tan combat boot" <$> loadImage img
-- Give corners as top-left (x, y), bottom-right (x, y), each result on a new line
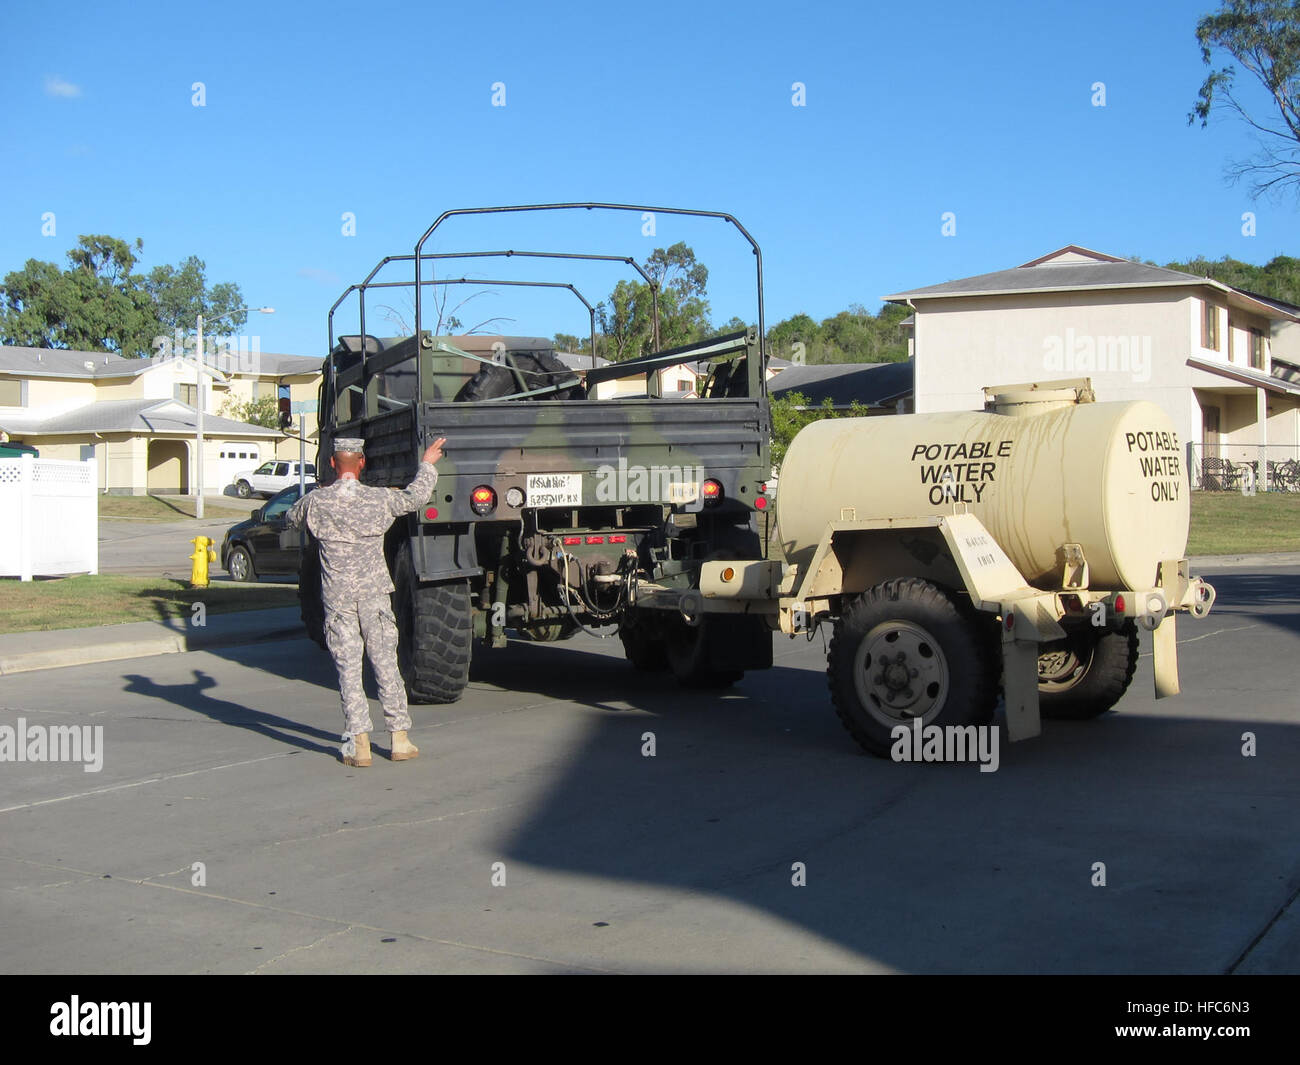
top-left (390, 730), bottom-right (419, 761)
top-left (344, 732), bottom-right (372, 767)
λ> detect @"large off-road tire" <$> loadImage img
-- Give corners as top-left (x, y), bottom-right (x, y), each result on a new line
top-left (454, 351), bottom-right (583, 402)
top-left (392, 548), bottom-right (472, 704)
top-left (828, 578), bottom-right (998, 758)
top-left (619, 610), bottom-right (670, 672)
top-left (1037, 622), bottom-right (1139, 720)
top-left (298, 543), bottom-right (326, 649)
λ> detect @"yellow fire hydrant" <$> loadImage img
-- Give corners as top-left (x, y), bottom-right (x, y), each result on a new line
top-left (190, 536), bottom-right (217, 588)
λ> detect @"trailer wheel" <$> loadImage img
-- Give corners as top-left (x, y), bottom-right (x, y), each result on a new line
top-left (454, 351), bottom-right (583, 402)
top-left (392, 549), bottom-right (473, 704)
top-left (828, 578), bottom-right (997, 758)
top-left (298, 543), bottom-right (326, 649)
top-left (1037, 622), bottom-right (1139, 719)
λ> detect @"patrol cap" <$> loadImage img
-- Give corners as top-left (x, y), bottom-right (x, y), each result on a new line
top-left (333, 437), bottom-right (365, 454)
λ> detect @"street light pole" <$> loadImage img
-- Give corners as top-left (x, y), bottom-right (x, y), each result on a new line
top-left (192, 306), bottom-right (274, 520)
top-left (195, 313), bottom-right (206, 519)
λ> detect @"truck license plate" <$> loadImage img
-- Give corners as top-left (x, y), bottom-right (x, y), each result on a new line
top-left (527, 473), bottom-right (583, 507)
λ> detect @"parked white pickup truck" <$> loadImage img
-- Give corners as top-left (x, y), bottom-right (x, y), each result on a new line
top-left (231, 459), bottom-right (316, 499)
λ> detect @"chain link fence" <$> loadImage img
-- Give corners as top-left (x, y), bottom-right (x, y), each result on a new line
top-left (1188, 442), bottom-right (1300, 492)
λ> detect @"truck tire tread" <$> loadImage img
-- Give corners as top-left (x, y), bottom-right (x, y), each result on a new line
top-left (1038, 622), bottom-right (1139, 720)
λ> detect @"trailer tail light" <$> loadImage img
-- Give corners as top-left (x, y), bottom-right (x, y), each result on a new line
top-left (608, 534), bottom-right (627, 544)
top-left (585, 535), bottom-right (604, 545)
top-left (1115, 594), bottom-right (1126, 614)
top-left (701, 479), bottom-right (722, 504)
top-left (562, 536), bottom-right (582, 546)
top-left (424, 507), bottom-right (438, 520)
top-left (470, 485), bottom-right (496, 516)
top-left (754, 495), bottom-right (768, 510)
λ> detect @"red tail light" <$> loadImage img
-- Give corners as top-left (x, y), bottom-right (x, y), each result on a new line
top-left (608, 534), bottom-right (627, 544)
top-left (424, 507), bottom-right (438, 520)
top-left (585, 535), bottom-right (604, 545)
top-left (701, 479), bottom-right (722, 504)
top-left (470, 485), bottom-right (496, 516)
top-left (562, 536), bottom-right (582, 546)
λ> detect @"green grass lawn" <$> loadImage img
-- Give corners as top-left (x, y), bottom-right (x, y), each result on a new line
top-left (98, 495), bottom-right (253, 521)
top-left (1188, 491), bottom-right (1300, 556)
top-left (0, 575), bottom-right (299, 634)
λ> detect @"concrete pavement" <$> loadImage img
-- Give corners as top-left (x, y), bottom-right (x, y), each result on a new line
top-left (0, 560), bottom-right (1295, 973)
top-left (98, 498), bottom-right (258, 578)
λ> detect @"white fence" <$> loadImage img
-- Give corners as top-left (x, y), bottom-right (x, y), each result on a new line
top-left (0, 456), bottom-right (98, 580)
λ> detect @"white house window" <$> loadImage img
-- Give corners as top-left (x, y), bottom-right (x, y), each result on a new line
top-left (1250, 328), bottom-right (1265, 370)
top-left (0, 378), bottom-right (25, 406)
top-left (1202, 301), bottom-right (1220, 351)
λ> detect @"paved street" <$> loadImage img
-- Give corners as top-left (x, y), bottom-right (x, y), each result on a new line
top-left (0, 562), bottom-right (1296, 974)
top-left (98, 498), bottom-right (273, 580)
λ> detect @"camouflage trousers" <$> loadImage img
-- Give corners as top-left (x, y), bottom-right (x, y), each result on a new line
top-left (324, 595), bottom-right (411, 738)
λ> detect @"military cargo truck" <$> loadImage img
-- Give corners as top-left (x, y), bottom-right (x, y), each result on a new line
top-left (300, 203), bottom-right (775, 702)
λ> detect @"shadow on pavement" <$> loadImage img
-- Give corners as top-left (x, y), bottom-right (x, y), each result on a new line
top-left (122, 667), bottom-right (339, 755)
top-left (461, 630), bottom-right (1299, 973)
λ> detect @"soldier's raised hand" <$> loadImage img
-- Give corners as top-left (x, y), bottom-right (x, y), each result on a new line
top-left (422, 437), bottom-right (447, 465)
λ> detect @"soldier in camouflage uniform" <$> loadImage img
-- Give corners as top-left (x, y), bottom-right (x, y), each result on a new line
top-left (286, 436), bottom-right (446, 766)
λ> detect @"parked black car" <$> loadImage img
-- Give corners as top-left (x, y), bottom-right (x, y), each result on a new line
top-left (220, 483), bottom-right (315, 581)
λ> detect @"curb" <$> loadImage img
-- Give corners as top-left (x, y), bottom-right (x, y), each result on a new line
top-left (1190, 552), bottom-right (1300, 569)
top-left (0, 612), bottom-right (306, 677)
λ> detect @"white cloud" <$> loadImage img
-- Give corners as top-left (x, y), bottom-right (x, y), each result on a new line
top-left (44, 76), bottom-right (82, 98)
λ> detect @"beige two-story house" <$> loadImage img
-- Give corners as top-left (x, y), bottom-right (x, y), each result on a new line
top-left (0, 347), bottom-right (322, 495)
top-left (886, 246), bottom-right (1300, 484)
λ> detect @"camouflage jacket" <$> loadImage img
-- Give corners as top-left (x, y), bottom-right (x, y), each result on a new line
top-left (287, 463), bottom-right (437, 607)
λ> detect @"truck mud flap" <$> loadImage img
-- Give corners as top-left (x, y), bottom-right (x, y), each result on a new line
top-left (411, 527), bottom-right (482, 583)
top-left (704, 613), bottom-right (773, 672)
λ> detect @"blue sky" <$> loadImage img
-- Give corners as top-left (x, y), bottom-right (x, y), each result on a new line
top-left (1, 0), bottom-right (1294, 355)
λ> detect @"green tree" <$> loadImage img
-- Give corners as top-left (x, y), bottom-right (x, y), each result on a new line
top-left (218, 394), bottom-right (280, 429)
top-left (1190, 0), bottom-right (1300, 198)
top-left (0, 236), bottom-right (158, 355)
top-left (769, 390), bottom-right (869, 468)
top-left (765, 303), bottom-right (909, 365)
top-left (145, 256), bottom-right (246, 338)
top-left (595, 243), bottom-right (714, 360)
top-left (1164, 252), bottom-right (1300, 304)
top-left (0, 236), bottom-right (245, 357)
top-left (712, 316), bottom-right (750, 336)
